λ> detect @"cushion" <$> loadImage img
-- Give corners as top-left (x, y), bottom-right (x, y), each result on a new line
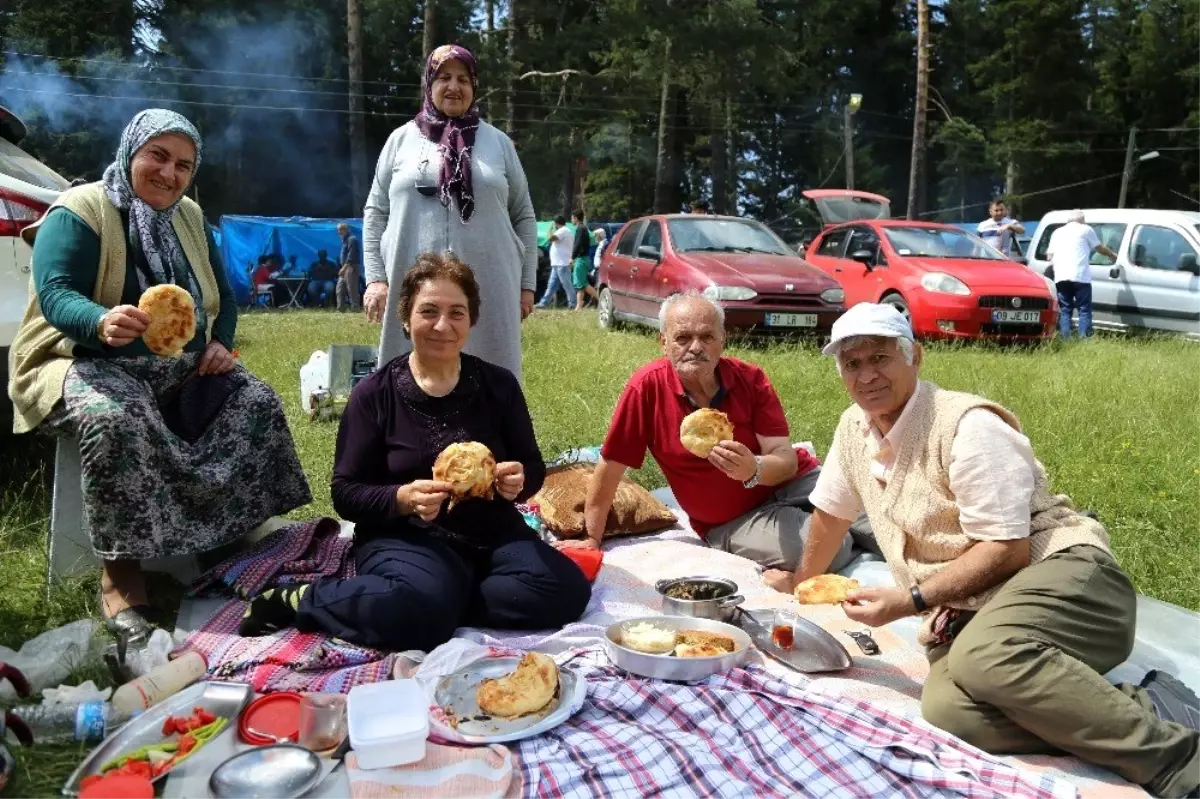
top-left (531, 464), bottom-right (676, 539)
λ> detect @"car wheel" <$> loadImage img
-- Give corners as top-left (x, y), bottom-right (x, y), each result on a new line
top-left (881, 292), bottom-right (911, 324)
top-left (598, 286), bottom-right (619, 330)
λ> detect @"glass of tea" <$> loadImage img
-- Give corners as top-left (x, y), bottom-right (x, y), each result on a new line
top-left (771, 611), bottom-right (795, 650)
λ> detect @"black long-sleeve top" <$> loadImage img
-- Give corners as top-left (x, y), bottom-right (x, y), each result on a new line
top-left (331, 352), bottom-right (545, 542)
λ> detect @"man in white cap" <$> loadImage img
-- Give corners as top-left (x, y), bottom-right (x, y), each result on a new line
top-left (1046, 209), bottom-right (1117, 338)
top-left (784, 302), bottom-right (1199, 797)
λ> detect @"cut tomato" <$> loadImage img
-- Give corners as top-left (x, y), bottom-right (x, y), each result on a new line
top-left (196, 709), bottom-right (216, 725)
top-left (177, 734), bottom-right (197, 756)
top-left (79, 775), bottom-right (104, 790)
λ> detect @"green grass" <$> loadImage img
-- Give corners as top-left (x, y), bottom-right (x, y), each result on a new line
top-left (1, 309), bottom-right (1197, 796)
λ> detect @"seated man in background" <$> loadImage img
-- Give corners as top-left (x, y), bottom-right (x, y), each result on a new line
top-left (306, 249), bottom-right (340, 307)
top-left (790, 302), bottom-right (1199, 798)
top-left (557, 292), bottom-right (863, 585)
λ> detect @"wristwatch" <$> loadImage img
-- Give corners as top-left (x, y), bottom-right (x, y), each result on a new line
top-left (742, 456), bottom-right (764, 489)
top-left (910, 585), bottom-right (928, 612)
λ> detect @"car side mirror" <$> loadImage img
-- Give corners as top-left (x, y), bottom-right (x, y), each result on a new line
top-left (637, 245), bottom-right (661, 262)
top-left (850, 249), bottom-right (875, 270)
top-left (1180, 254), bottom-right (1199, 276)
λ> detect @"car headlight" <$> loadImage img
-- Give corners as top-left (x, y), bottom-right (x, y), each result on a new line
top-left (820, 287), bottom-right (845, 304)
top-left (919, 272), bottom-right (971, 296)
top-left (702, 285), bottom-right (758, 301)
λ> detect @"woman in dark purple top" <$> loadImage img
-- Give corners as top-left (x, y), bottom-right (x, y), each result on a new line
top-left (239, 253), bottom-right (591, 651)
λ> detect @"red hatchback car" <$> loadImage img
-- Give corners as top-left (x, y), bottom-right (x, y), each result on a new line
top-left (596, 214), bottom-right (846, 335)
top-left (802, 192), bottom-right (1057, 341)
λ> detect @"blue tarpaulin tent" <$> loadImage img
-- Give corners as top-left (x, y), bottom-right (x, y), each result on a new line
top-left (219, 215), bottom-right (363, 304)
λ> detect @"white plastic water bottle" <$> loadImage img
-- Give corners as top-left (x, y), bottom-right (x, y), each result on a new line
top-left (9, 702), bottom-right (135, 745)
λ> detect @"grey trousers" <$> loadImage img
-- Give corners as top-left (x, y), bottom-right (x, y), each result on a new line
top-left (336, 266), bottom-right (361, 311)
top-left (704, 467), bottom-right (865, 572)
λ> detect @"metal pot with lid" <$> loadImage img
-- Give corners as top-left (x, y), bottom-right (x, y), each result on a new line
top-left (654, 576), bottom-right (745, 622)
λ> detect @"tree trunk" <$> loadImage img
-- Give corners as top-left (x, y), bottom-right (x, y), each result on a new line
top-left (710, 99), bottom-right (728, 215)
top-left (653, 38), bottom-right (676, 213)
top-left (505, 0), bottom-right (520, 137)
top-left (906, 0), bottom-right (930, 219)
top-left (725, 96), bottom-right (736, 214)
top-left (347, 0), bottom-right (368, 211)
top-left (486, 0), bottom-right (494, 31)
top-left (422, 0), bottom-right (436, 59)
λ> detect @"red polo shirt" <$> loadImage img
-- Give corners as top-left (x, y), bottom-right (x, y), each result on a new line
top-left (600, 357), bottom-right (818, 535)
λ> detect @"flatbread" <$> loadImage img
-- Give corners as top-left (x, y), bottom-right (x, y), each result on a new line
top-left (674, 642), bottom-right (728, 659)
top-left (679, 408), bottom-right (734, 458)
top-left (675, 629), bottom-right (736, 653)
top-left (137, 285), bottom-right (195, 357)
top-left (433, 442), bottom-right (496, 510)
top-left (793, 574), bottom-right (861, 605)
top-left (476, 652), bottom-right (558, 718)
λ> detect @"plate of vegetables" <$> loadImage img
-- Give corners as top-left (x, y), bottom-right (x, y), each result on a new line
top-left (63, 681), bottom-right (251, 796)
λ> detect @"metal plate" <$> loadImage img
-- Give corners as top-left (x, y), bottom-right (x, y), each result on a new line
top-left (62, 681), bottom-right (251, 797)
top-left (209, 744), bottom-right (321, 799)
top-left (604, 615), bottom-right (752, 682)
top-left (736, 609), bottom-right (853, 673)
top-left (765, 312), bottom-right (818, 328)
top-left (434, 657), bottom-right (580, 744)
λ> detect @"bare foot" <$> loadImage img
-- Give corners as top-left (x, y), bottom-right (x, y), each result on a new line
top-left (100, 559), bottom-right (148, 617)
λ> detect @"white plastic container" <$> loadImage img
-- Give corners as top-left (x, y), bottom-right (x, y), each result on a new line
top-left (298, 350), bottom-right (330, 412)
top-left (347, 679), bottom-right (428, 770)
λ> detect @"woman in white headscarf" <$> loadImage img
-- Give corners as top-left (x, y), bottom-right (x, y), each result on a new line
top-left (362, 44), bottom-right (537, 381)
top-left (8, 109), bottom-right (311, 642)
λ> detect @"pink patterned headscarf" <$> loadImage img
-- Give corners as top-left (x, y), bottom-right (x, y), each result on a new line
top-left (414, 44), bottom-right (480, 222)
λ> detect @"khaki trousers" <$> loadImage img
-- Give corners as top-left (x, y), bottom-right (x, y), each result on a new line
top-left (922, 545), bottom-right (1199, 797)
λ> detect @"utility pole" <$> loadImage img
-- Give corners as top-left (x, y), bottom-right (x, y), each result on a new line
top-left (843, 93), bottom-right (862, 190)
top-left (1118, 126), bottom-right (1137, 209)
top-left (906, 0), bottom-right (930, 219)
top-left (347, 0), bottom-right (368, 210)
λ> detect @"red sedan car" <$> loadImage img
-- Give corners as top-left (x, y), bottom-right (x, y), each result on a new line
top-left (596, 214), bottom-right (846, 335)
top-left (802, 194), bottom-right (1057, 341)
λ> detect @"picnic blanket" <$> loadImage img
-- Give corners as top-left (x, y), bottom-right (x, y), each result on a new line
top-left (179, 519), bottom-right (396, 693)
top-left (384, 641), bottom-right (1077, 799)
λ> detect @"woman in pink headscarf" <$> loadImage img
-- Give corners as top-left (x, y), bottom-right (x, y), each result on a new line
top-left (361, 44), bottom-right (537, 382)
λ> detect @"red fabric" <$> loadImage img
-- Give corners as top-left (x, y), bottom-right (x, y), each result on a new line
top-left (559, 547), bottom-right (604, 581)
top-left (253, 265), bottom-right (272, 285)
top-left (601, 357), bottom-right (818, 534)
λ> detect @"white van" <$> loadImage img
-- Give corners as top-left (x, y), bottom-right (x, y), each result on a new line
top-left (1024, 208), bottom-right (1200, 336)
top-left (1, 107), bottom-right (70, 431)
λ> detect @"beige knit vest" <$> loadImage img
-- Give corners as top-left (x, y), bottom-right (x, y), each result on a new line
top-left (7, 182), bottom-right (218, 434)
top-left (831, 380), bottom-right (1110, 643)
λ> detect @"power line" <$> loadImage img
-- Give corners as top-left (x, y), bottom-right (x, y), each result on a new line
top-left (917, 171), bottom-right (1125, 217)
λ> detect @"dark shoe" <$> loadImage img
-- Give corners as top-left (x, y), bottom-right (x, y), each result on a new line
top-left (1140, 670), bottom-right (1200, 730)
top-left (238, 584), bottom-right (310, 637)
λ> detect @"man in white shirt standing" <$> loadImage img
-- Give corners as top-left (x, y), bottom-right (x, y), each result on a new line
top-left (1046, 210), bottom-right (1118, 338)
top-left (975, 200), bottom-right (1024, 257)
top-left (783, 302), bottom-right (1199, 798)
top-left (537, 215), bottom-right (576, 309)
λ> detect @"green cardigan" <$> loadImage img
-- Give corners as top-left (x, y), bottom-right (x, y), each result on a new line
top-left (33, 207), bottom-right (237, 357)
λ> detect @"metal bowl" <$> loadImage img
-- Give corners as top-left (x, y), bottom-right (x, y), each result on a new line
top-left (654, 576), bottom-right (745, 623)
top-left (209, 744), bottom-right (321, 799)
top-left (604, 615), bottom-right (751, 681)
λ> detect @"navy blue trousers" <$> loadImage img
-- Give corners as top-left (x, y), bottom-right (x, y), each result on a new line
top-left (295, 528), bottom-right (592, 652)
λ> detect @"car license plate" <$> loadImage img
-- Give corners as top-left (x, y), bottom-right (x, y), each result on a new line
top-left (991, 309), bottom-right (1041, 324)
top-left (765, 312), bottom-right (818, 328)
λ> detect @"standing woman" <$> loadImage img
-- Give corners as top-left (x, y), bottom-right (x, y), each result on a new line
top-left (8, 109), bottom-right (311, 642)
top-left (362, 44), bottom-right (537, 380)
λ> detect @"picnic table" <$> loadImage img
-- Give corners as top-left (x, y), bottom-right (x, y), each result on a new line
top-left (273, 276), bottom-right (309, 309)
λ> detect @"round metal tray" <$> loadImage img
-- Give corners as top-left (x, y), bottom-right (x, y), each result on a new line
top-left (604, 615), bottom-right (751, 682)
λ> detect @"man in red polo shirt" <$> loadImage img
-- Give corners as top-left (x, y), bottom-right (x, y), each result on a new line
top-left (556, 293), bottom-right (858, 584)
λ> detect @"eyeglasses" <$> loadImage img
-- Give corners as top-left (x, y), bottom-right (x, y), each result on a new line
top-left (415, 155), bottom-right (437, 196)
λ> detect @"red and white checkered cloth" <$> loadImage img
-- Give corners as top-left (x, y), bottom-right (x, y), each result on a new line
top-left (515, 649), bottom-right (1078, 799)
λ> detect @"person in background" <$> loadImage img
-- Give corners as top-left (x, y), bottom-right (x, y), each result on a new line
top-left (1046, 210), bottom-right (1117, 339)
top-left (535, 251), bottom-right (565, 309)
top-left (791, 302), bottom-right (1198, 799)
top-left (592, 227), bottom-right (608, 286)
top-left (306, 249), bottom-right (340, 307)
top-left (975, 200), bottom-right (1024, 258)
top-left (570, 209), bottom-right (597, 311)
top-left (336, 223), bottom-right (362, 312)
top-left (8, 109), bottom-right (310, 642)
top-left (538, 214), bottom-right (575, 310)
top-left (251, 255), bottom-right (284, 308)
top-left (238, 253), bottom-right (591, 650)
top-left (362, 44), bottom-right (537, 381)
top-left (561, 292), bottom-right (865, 581)
top-left (689, 200), bottom-right (710, 215)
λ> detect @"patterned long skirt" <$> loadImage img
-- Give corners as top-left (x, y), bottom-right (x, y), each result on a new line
top-left (41, 353), bottom-right (312, 560)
